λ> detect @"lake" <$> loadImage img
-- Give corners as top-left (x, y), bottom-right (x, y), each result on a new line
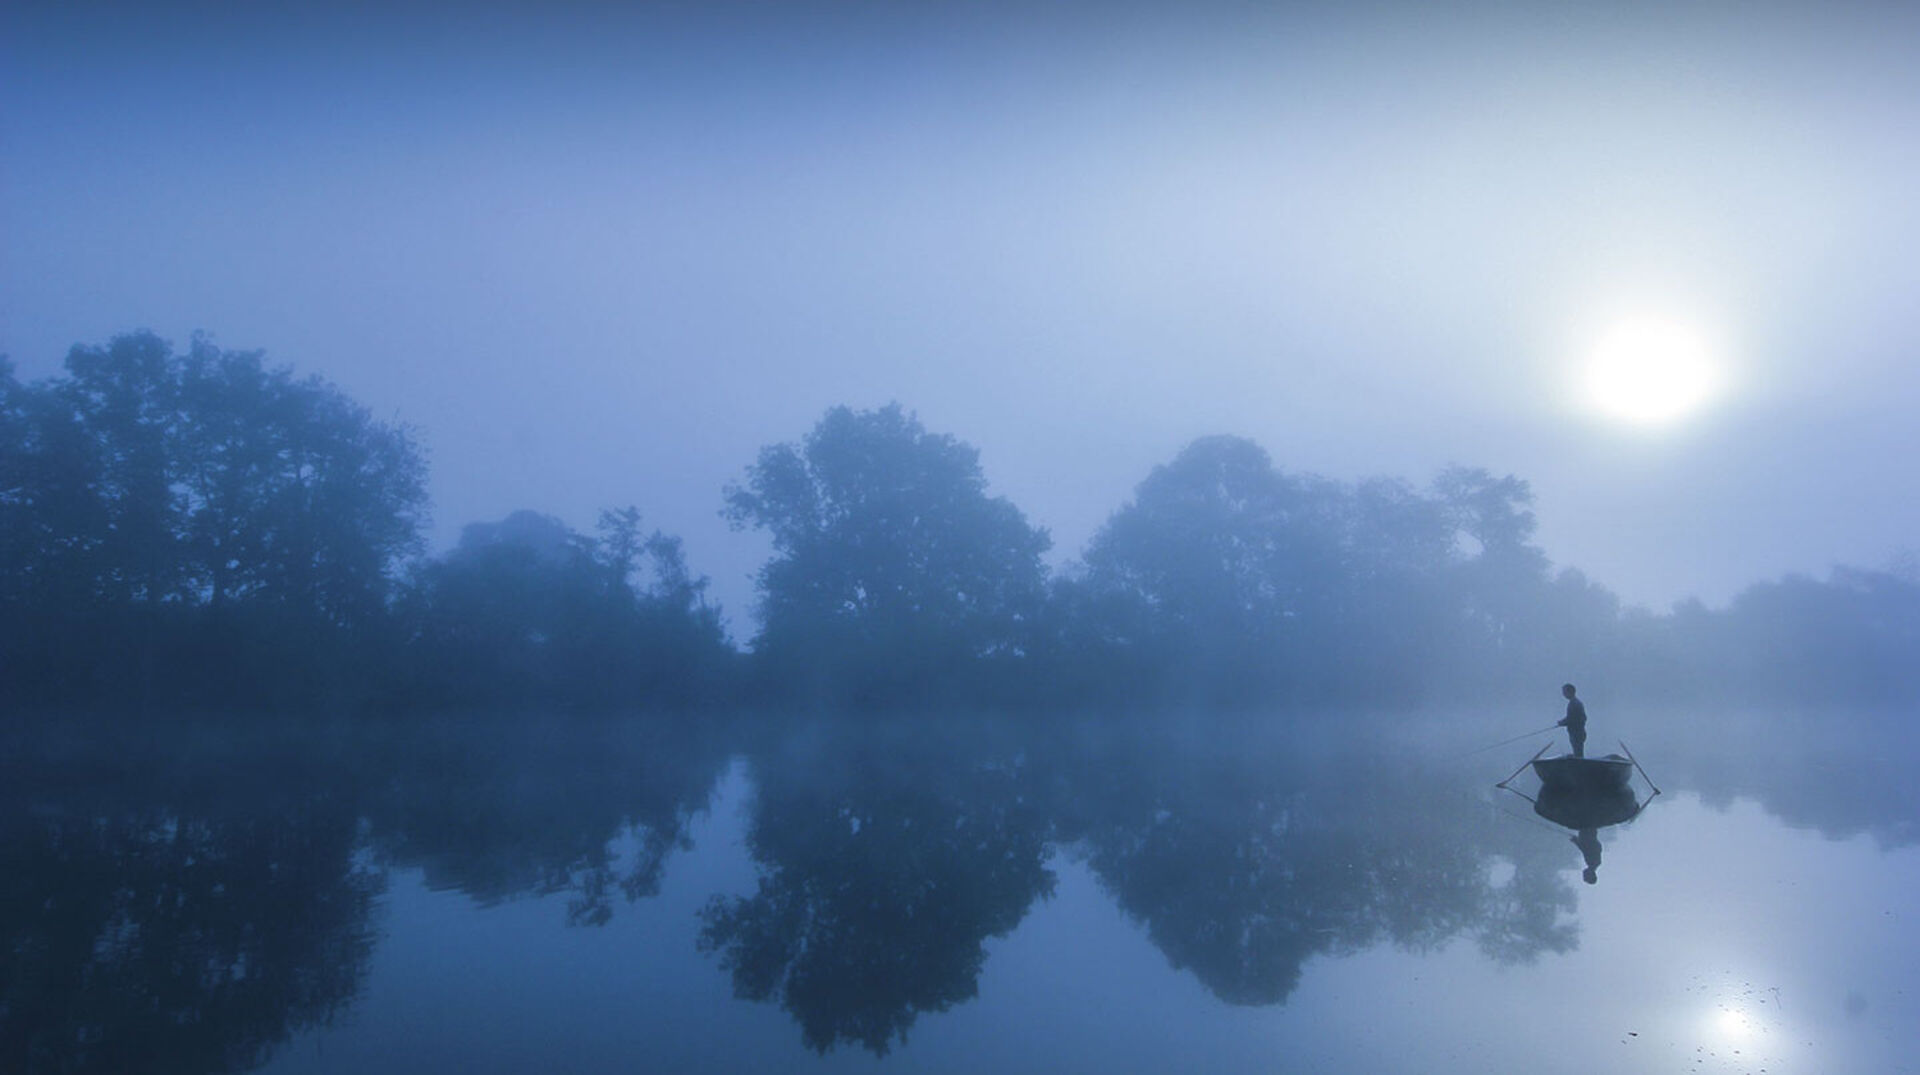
top-left (6, 707), bottom-right (1916, 1074)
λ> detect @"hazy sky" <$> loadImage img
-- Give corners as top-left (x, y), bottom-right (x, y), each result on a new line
top-left (6, 2), bottom-right (1917, 633)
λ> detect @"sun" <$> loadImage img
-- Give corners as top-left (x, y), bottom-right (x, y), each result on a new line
top-left (1583, 315), bottom-right (1722, 425)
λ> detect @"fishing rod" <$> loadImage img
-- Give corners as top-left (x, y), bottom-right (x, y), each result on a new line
top-left (1452, 723), bottom-right (1563, 761)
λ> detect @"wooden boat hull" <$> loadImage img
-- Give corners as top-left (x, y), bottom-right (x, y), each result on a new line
top-left (1531, 754), bottom-right (1632, 795)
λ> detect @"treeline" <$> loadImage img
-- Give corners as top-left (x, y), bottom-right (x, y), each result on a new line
top-left (0, 334), bottom-right (724, 712)
top-left (4, 332), bottom-right (1915, 714)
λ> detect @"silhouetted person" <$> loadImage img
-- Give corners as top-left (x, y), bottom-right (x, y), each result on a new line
top-left (1572, 826), bottom-right (1602, 884)
top-left (1557, 683), bottom-right (1588, 758)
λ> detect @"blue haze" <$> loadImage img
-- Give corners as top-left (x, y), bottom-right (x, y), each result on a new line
top-left (6, 2), bottom-right (1919, 628)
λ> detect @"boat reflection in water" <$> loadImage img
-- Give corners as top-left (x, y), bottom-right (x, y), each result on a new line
top-left (1501, 746), bottom-right (1659, 884)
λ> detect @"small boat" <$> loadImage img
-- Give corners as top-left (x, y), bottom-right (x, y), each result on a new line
top-left (1493, 740), bottom-right (1659, 829)
top-left (1531, 753), bottom-right (1633, 796)
top-left (1494, 742), bottom-right (1660, 880)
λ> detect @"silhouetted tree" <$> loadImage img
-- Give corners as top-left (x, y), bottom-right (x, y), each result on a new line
top-left (58, 334), bottom-right (185, 606)
top-left (1074, 436), bottom-right (1342, 702)
top-left (1069, 437), bottom-right (1473, 705)
top-left (724, 404), bottom-right (1050, 706)
top-left (13, 330), bottom-right (1916, 717)
top-left (1, 332), bottom-right (429, 708)
top-left (395, 508), bottom-right (728, 709)
top-left (173, 339), bottom-right (427, 627)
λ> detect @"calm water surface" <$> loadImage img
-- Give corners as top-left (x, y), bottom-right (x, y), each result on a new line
top-left (6, 709), bottom-right (1917, 1073)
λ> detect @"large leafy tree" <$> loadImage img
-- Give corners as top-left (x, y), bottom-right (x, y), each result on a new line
top-left (1072, 440), bottom-right (1538, 705)
top-left (0, 332), bottom-right (429, 705)
top-left (1076, 436), bottom-right (1349, 703)
top-left (2, 332), bottom-right (428, 626)
top-left (724, 404), bottom-right (1050, 702)
top-left (58, 334), bottom-right (185, 605)
top-left (1429, 465), bottom-right (1559, 689)
top-left (173, 338), bottom-right (427, 627)
top-left (1, 357), bottom-right (106, 611)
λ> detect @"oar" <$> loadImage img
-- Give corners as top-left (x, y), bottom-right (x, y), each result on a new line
top-left (1618, 739), bottom-right (1662, 797)
top-left (1496, 739), bottom-right (1557, 790)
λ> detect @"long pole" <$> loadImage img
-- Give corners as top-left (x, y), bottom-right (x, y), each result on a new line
top-left (1496, 739), bottom-right (1557, 789)
top-left (1619, 739), bottom-right (1662, 796)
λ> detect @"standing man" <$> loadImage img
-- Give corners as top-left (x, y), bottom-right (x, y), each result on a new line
top-left (1558, 683), bottom-right (1588, 758)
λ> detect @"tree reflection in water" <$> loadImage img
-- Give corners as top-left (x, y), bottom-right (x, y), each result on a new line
top-left (1054, 723), bottom-right (1577, 1004)
top-left (0, 715), bottom-right (731, 1073)
top-left (700, 716), bottom-right (1582, 1054)
top-left (12, 708), bottom-right (1905, 1068)
top-left (355, 716), bottom-right (730, 927)
top-left (0, 734), bottom-right (377, 1075)
top-left (699, 721), bottom-right (1056, 1055)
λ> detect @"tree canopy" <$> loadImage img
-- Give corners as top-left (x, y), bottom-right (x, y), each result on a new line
top-left (395, 508), bottom-right (730, 709)
top-left (724, 403), bottom-right (1051, 705)
top-left (6, 329), bottom-right (1916, 715)
top-left (1, 333), bottom-right (428, 707)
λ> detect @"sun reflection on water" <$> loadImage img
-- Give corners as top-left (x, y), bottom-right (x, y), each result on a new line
top-left (1710, 1002), bottom-right (1761, 1040)
top-left (1685, 981), bottom-right (1799, 1074)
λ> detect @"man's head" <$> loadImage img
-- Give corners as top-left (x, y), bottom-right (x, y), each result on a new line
top-left (1562, 683), bottom-right (1577, 699)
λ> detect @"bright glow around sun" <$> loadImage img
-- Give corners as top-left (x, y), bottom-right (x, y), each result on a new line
top-left (1583, 315), bottom-right (1723, 425)
top-left (1711, 1004), bottom-right (1758, 1039)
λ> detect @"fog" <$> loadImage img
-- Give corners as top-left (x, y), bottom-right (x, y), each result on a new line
top-left (6, 5), bottom-right (1920, 1074)
top-left (7, 2), bottom-right (1918, 630)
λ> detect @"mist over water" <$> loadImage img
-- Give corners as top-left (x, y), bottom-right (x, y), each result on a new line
top-left (6, 3), bottom-right (1920, 1072)
top-left (5, 707), bottom-right (1917, 1074)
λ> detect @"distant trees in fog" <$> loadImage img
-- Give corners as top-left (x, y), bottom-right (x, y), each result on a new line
top-left (1038, 436), bottom-right (1633, 708)
top-left (0, 334), bottom-right (727, 710)
top-left (723, 403), bottom-right (1050, 706)
top-left (1060, 435), bottom-right (1452, 705)
top-left (4, 330), bottom-right (1915, 714)
top-left (1627, 566), bottom-right (1920, 706)
top-left (394, 507), bottom-right (730, 709)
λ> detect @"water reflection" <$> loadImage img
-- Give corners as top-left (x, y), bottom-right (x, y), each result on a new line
top-left (699, 718), bottom-right (1591, 1052)
top-left (1659, 711), bottom-right (1920, 849)
top-left (0, 735), bottom-right (377, 1075)
top-left (355, 718), bottom-right (729, 926)
top-left (1054, 725), bottom-right (1579, 1005)
top-left (698, 721), bottom-right (1056, 1056)
top-left (5, 708), bottom-right (1916, 1070)
top-left (0, 717), bottom-right (729, 1073)
top-left (1500, 749), bottom-right (1657, 885)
